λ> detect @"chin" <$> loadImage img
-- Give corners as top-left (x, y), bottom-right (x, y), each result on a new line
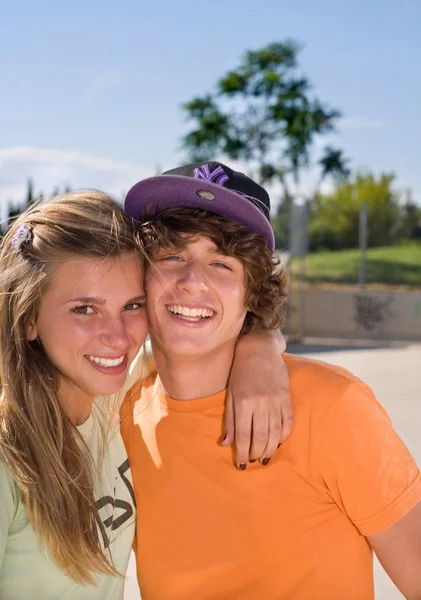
top-left (90, 377), bottom-right (127, 397)
top-left (165, 341), bottom-right (215, 357)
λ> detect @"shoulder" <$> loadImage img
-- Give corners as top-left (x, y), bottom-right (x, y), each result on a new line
top-left (284, 353), bottom-right (369, 413)
top-left (0, 461), bottom-right (17, 495)
top-left (0, 461), bottom-right (19, 523)
top-left (285, 352), bottom-right (359, 387)
top-left (283, 353), bottom-right (391, 437)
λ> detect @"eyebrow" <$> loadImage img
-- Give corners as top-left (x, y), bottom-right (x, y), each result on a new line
top-left (208, 247), bottom-right (235, 259)
top-left (66, 295), bottom-right (146, 305)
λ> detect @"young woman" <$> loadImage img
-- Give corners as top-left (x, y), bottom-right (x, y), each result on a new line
top-left (0, 191), bottom-right (291, 599)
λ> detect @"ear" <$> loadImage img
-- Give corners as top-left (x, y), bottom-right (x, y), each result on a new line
top-left (26, 321), bottom-right (38, 341)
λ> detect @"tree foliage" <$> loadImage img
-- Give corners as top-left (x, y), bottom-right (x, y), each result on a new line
top-left (308, 173), bottom-right (416, 251)
top-left (182, 41), bottom-right (349, 190)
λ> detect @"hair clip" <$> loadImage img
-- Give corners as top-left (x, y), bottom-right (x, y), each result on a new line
top-left (11, 224), bottom-right (33, 254)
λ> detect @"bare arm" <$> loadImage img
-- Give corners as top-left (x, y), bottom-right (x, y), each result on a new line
top-left (223, 329), bottom-right (292, 469)
top-left (368, 500), bottom-right (421, 600)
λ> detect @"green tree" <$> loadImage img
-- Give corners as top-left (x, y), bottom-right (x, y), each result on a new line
top-left (182, 41), bottom-right (345, 194)
top-left (397, 191), bottom-right (421, 241)
top-left (317, 146), bottom-right (351, 186)
top-left (5, 202), bottom-right (22, 231)
top-left (271, 198), bottom-right (290, 249)
top-left (26, 178), bottom-right (35, 207)
top-left (311, 173), bottom-right (400, 250)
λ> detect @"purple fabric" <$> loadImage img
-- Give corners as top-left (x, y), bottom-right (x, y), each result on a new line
top-left (124, 175), bottom-right (275, 251)
top-left (11, 223), bottom-right (32, 253)
top-left (193, 164), bottom-right (229, 186)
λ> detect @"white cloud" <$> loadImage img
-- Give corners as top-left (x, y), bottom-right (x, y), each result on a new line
top-left (339, 117), bottom-right (385, 130)
top-left (0, 146), bottom-right (155, 217)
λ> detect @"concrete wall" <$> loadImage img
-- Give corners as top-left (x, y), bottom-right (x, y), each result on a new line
top-left (286, 286), bottom-right (421, 341)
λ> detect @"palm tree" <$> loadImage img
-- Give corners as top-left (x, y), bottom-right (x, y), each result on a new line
top-left (318, 146), bottom-right (351, 186)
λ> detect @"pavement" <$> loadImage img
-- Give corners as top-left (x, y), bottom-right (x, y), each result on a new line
top-left (124, 342), bottom-right (421, 599)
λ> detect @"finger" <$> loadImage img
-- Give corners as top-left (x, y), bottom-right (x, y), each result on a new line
top-left (249, 408), bottom-right (270, 461)
top-left (221, 389), bottom-right (235, 446)
top-left (233, 402), bottom-right (253, 469)
top-left (280, 402), bottom-right (294, 443)
top-left (259, 408), bottom-right (282, 464)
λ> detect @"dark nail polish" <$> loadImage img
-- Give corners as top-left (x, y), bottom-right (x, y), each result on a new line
top-left (261, 458), bottom-right (271, 466)
top-left (249, 459), bottom-right (257, 463)
top-left (238, 463), bottom-right (247, 471)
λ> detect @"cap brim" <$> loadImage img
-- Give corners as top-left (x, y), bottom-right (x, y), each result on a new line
top-left (124, 175), bottom-right (275, 251)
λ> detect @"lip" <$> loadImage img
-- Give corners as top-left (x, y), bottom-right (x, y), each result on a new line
top-left (84, 354), bottom-right (129, 375)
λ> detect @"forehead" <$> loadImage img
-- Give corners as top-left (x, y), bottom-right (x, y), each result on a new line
top-left (46, 252), bottom-right (144, 297)
top-left (159, 234), bottom-right (224, 253)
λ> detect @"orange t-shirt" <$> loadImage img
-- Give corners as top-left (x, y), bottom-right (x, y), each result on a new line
top-left (120, 354), bottom-right (421, 600)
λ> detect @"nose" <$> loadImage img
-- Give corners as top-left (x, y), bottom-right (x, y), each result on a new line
top-left (176, 260), bottom-right (209, 295)
top-left (99, 315), bottom-right (130, 351)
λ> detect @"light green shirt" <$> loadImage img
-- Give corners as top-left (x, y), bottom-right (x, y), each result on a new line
top-left (0, 400), bottom-right (137, 600)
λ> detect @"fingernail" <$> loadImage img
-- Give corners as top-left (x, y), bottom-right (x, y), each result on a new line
top-left (238, 463), bottom-right (247, 471)
top-left (220, 434), bottom-right (227, 444)
top-left (261, 458), bottom-right (271, 466)
top-left (249, 459), bottom-right (257, 463)
top-left (277, 443), bottom-right (281, 449)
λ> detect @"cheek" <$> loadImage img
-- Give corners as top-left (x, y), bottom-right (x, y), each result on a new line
top-left (127, 313), bottom-right (149, 344)
top-left (224, 280), bottom-right (248, 315)
top-left (63, 321), bottom-right (103, 351)
top-left (38, 318), bottom-right (99, 355)
top-left (146, 267), bottom-right (171, 297)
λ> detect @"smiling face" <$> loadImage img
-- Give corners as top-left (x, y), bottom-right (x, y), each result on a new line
top-left (145, 236), bottom-right (248, 359)
top-left (28, 251), bottom-right (148, 404)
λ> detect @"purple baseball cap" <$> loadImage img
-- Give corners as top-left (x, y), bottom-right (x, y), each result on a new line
top-left (124, 161), bottom-right (275, 251)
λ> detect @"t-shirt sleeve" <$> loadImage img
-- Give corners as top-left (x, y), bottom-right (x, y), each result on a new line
top-left (316, 380), bottom-right (421, 536)
top-left (0, 462), bottom-right (17, 565)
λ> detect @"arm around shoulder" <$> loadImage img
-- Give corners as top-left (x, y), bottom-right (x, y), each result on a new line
top-left (224, 329), bottom-right (292, 467)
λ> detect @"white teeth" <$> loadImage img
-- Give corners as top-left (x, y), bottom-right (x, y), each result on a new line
top-left (168, 305), bottom-right (214, 319)
top-left (87, 355), bottom-right (125, 367)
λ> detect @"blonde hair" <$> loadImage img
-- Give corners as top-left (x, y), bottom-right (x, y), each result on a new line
top-left (0, 191), bottom-right (143, 584)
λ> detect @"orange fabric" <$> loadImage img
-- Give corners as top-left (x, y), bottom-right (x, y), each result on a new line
top-left (120, 354), bottom-right (421, 600)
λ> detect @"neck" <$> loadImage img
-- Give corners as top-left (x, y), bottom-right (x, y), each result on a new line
top-left (58, 380), bottom-right (95, 426)
top-left (151, 341), bottom-right (236, 401)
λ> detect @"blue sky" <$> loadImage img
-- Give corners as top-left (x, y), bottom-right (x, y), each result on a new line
top-left (1, 0), bottom-right (420, 216)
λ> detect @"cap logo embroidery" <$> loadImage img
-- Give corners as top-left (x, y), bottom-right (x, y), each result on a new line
top-left (193, 164), bottom-right (229, 186)
top-left (196, 189), bottom-right (216, 200)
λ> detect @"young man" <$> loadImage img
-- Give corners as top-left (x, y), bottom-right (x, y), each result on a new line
top-left (121, 162), bottom-right (421, 600)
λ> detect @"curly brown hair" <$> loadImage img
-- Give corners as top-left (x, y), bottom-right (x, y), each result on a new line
top-left (141, 207), bottom-right (288, 334)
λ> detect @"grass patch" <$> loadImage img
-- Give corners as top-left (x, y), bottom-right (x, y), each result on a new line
top-left (289, 243), bottom-right (421, 287)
